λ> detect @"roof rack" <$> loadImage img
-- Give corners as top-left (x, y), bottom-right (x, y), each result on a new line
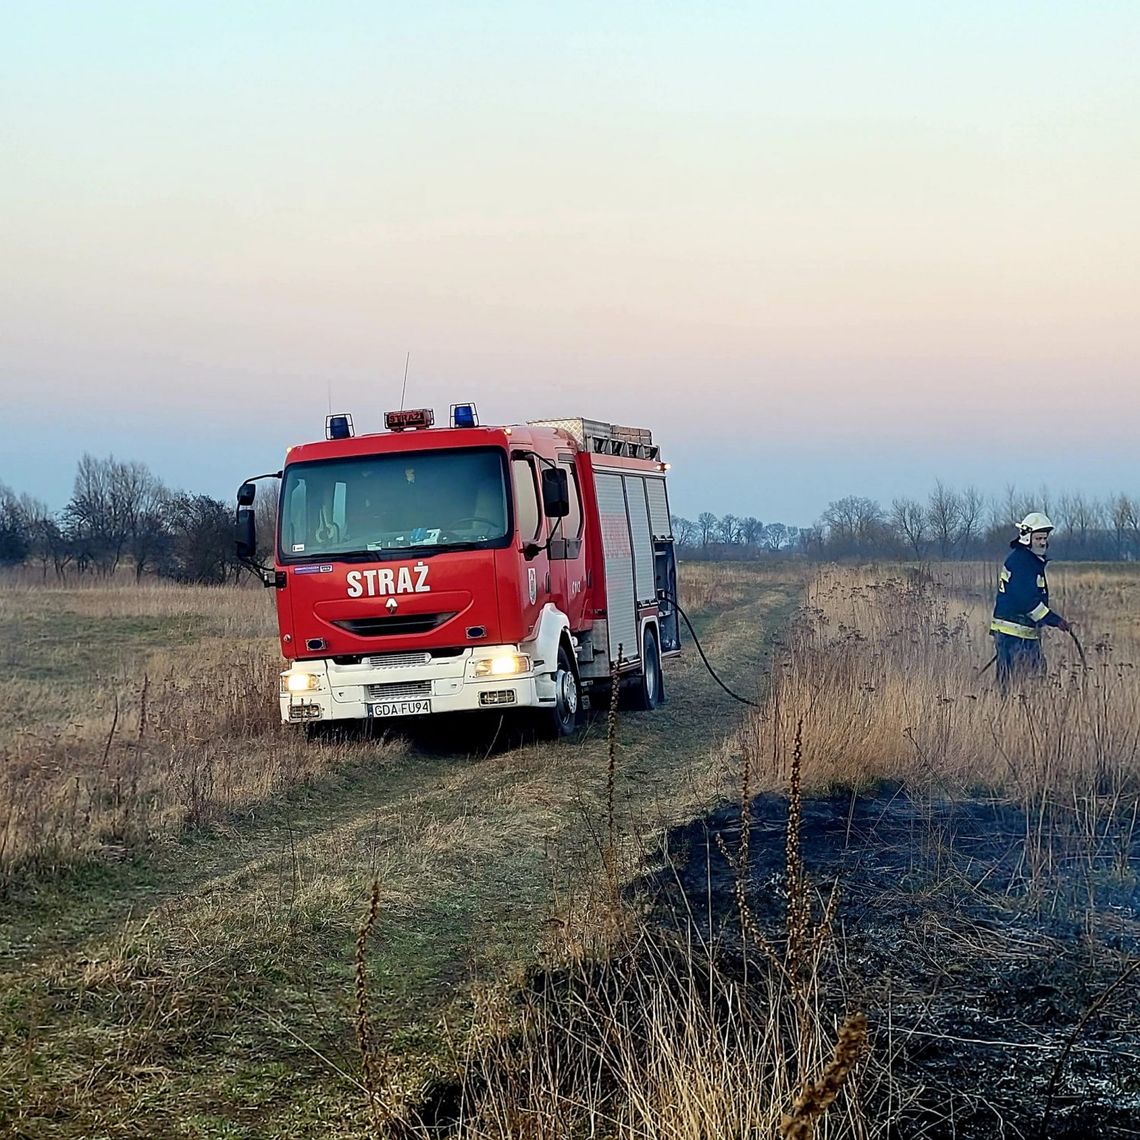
top-left (528, 417), bottom-right (661, 461)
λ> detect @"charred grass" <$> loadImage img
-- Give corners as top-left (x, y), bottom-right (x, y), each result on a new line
top-left (674, 561), bottom-right (1140, 1137)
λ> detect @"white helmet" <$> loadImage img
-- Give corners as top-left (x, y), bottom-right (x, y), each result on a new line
top-left (1017, 512), bottom-right (1054, 545)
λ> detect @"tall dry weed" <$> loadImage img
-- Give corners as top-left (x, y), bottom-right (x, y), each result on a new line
top-left (753, 564), bottom-right (1140, 795)
top-left (747, 563), bottom-right (1140, 897)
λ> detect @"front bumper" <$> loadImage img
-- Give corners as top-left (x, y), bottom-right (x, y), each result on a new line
top-left (279, 647), bottom-right (556, 724)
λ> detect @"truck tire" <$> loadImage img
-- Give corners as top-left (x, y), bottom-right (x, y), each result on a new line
top-left (628, 626), bottom-right (662, 711)
top-left (544, 642), bottom-right (581, 737)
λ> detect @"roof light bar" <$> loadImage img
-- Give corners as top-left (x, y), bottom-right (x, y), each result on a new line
top-left (384, 408), bottom-right (434, 432)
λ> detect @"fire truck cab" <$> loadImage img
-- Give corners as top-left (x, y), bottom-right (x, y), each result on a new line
top-left (235, 405), bottom-right (680, 736)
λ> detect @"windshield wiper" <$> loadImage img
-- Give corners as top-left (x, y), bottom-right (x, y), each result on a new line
top-left (335, 549), bottom-right (428, 562)
top-left (318, 543), bottom-right (489, 562)
top-left (410, 541), bottom-right (486, 555)
top-left (285, 540), bottom-right (490, 563)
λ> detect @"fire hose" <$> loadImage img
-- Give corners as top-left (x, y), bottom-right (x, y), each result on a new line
top-left (977, 626), bottom-right (1087, 677)
top-left (660, 592), bottom-right (762, 708)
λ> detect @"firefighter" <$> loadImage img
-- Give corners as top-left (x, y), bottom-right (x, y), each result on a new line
top-left (990, 512), bottom-right (1072, 690)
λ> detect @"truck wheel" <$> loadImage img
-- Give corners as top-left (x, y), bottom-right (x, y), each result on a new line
top-left (546, 643), bottom-right (581, 737)
top-left (628, 627), bottom-right (662, 711)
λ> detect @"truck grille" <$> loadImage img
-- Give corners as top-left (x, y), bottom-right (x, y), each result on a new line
top-left (332, 613), bottom-right (457, 637)
top-left (366, 680), bottom-right (432, 701)
top-left (363, 652), bottom-right (432, 669)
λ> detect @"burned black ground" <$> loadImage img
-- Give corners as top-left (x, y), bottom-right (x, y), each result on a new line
top-left (645, 786), bottom-right (1140, 1138)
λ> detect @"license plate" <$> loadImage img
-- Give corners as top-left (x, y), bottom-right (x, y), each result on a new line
top-left (368, 699), bottom-right (431, 718)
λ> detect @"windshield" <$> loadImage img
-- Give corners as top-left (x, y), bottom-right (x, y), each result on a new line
top-left (278, 447), bottom-right (510, 560)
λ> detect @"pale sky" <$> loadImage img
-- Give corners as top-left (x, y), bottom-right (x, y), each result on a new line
top-left (2, 2), bottom-right (1137, 525)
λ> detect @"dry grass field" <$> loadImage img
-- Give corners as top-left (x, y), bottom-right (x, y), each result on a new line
top-left (0, 566), bottom-right (796, 881)
top-left (0, 562), bottom-right (813, 1138)
top-left (751, 561), bottom-right (1140, 805)
top-left (0, 576), bottom-right (388, 879)
top-left (2, 560), bottom-right (1137, 1138)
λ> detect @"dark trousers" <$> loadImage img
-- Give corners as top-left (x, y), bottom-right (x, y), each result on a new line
top-left (994, 632), bottom-right (1045, 692)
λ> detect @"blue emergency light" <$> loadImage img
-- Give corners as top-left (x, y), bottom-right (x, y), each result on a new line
top-left (451, 402), bottom-right (479, 428)
top-left (326, 413), bottom-right (354, 440)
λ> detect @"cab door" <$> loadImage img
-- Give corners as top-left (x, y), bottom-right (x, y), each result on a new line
top-left (511, 454), bottom-right (549, 637)
top-left (546, 451), bottom-right (588, 629)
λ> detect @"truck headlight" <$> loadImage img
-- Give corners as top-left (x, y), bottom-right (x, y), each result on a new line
top-left (472, 654), bottom-right (531, 678)
top-left (282, 672), bottom-right (322, 694)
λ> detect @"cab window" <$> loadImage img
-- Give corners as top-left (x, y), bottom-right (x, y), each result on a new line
top-left (512, 457), bottom-right (542, 542)
top-left (557, 457), bottom-right (583, 540)
top-left (282, 480), bottom-right (308, 553)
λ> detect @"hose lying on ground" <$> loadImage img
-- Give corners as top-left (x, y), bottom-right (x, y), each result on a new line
top-left (661, 592), bottom-right (762, 708)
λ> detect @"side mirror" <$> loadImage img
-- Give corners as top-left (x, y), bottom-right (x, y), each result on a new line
top-left (235, 506), bottom-right (257, 559)
top-left (541, 468), bottom-right (570, 518)
top-left (237, 482), bottom-right (257, 507)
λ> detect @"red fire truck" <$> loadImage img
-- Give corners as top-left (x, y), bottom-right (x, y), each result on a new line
top-left (235, 404), bottom-right (680, 735)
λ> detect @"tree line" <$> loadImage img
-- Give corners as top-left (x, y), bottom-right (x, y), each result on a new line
top-left (673, 482), bottom-right (1140, 562)
top-left (5, 458), bottom-right (1139, 581)
top-left (0, 455), bottom-right (246, 583)
top-left (671, 513), bottom-right (802, 554)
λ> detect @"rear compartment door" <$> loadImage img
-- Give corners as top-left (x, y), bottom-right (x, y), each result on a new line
top-left (593, 472), bottom-right (639, 664)
top-left (624, 475), bottom-right (656, 608)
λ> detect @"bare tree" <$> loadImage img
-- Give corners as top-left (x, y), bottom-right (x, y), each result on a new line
top-left (797, 525), bottom-right (824, 558)
top-left (762, 522), bottom-right (789, 551)
top-left (130, 486), bottom-right (171, 581)
top-left (65, 454), bottom-right (165, 575)
top-left (166, 494), bottom-right (238, 584)
top-left (17, 493), bottom-right (56, 579)
top-left (999, 484), bottom-right (1035, 531)
top-left (716, 514), bottom-right (740, 544)
top-left (1110, 493), bottom-right (1139, 561)
top-left (0, 482), bottom-right (30, 565)
top-left (670, 515), bottom-right (697, 547)
top-left (1055, 493), bottom-right (1102, 558)
top-left (739, 516), bottom-right (764, 548)
top-left (926, 481), bottom-right (963, 559)
top-left (697, 511), bottom-right (717, 548)
top-left (984, 496), bottom-right (1009, 547)
top-left (958, 485), bottom-right (986, 558)
top-left (890, 497), bottom-right (928, 559)
top-left (821, 496), bottom-right (888, 558)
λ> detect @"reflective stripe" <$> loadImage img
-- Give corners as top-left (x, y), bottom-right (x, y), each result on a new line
top-left (1036, 575), bottom-right (1046, 588)
top-left (991, 618), bottom-right (1038, 639)
top-left (1029, 603), bottom-right (1050, 622)
top-left (1000, 568), bottom-right (1012, 583)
